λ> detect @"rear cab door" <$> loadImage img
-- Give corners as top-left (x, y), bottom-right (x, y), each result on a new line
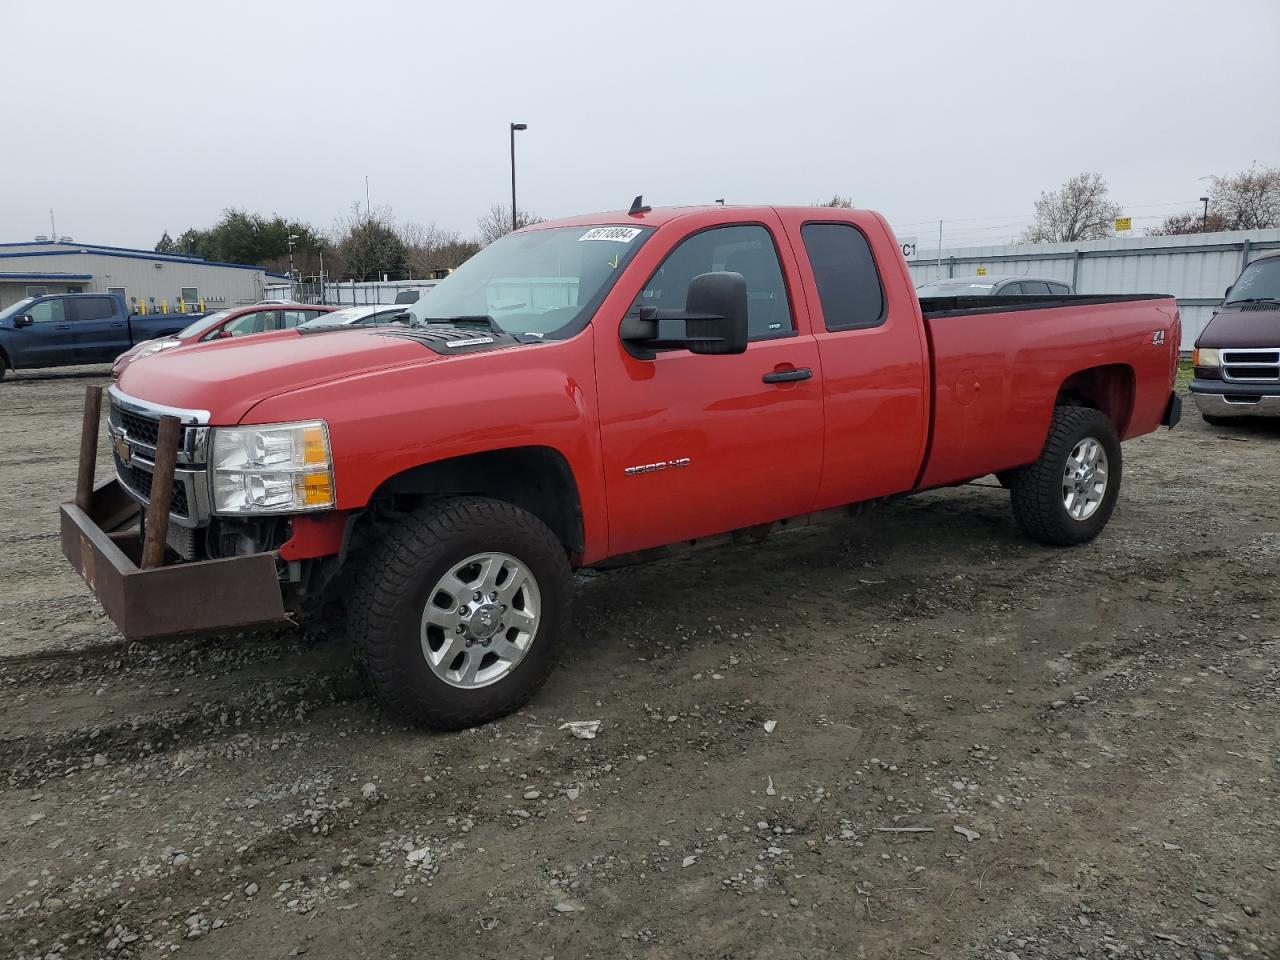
top-left (71, 295), bottom-right (130, 362)
top-left (594, 209), bottom-right (825, 556)
top-left (775, 209), bottom-right (931, 507)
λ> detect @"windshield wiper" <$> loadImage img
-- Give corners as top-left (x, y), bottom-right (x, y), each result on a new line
top-left (418, 314), bottom-right (506, 334)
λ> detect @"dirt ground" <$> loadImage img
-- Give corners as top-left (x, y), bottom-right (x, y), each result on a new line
top-left (1, 365), bottom-right (1277, 960)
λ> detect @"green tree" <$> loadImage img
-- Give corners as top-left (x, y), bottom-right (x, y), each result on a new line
top-left (154, 231), bottom-right (176, 253)
top-left (165, 209), bottom-right (325, 267)
top-left (814, 195), bottom-right (854, 208)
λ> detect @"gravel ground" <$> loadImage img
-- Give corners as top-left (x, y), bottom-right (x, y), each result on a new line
top-left (1, 366), bottom-right (1277, 960)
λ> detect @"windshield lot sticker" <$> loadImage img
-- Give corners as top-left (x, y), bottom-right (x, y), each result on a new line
top-left (580, 227), bottom-right (642, 243)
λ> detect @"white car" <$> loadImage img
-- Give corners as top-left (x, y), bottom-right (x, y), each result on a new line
top-left (297, 304), bottom-right (411, 329)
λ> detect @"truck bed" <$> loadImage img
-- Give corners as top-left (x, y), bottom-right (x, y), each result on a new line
top-left (915, 293), bottom-right (1180, 490)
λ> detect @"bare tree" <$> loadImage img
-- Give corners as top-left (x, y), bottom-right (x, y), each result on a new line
top-left (331, 203), bottom-right (408, 281)
top-left (400, 220), bottom-right (480, 275)
top-left (1209, 164), bottom-right (1280, 230)
top-left (813, 195), bottom-right (854, 208)
top-left (1021, 173), bottom-right (1122, 243)
top-left (1146, 165), bottom-right (1280, 235)
top-left (1147, 210), bottom-right (1230, 236)
top-left (476, 203), bottom-right (544, 246)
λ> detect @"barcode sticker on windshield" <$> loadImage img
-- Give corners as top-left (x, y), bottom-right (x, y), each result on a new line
top-left (579, 227), bottom-right (642, 243)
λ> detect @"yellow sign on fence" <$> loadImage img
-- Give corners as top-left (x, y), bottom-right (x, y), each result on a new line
top-left (976, 266), bottom-right (988, 276)
top-left (1115, 217), bottom-right (1133, 231)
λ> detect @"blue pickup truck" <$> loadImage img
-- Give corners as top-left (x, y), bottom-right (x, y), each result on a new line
top-left (0, 293), bottom-right (201, 380)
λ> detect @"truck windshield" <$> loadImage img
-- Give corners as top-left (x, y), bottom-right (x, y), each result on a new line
top-left (176, 310), bottom-right (234, 338)
top-left (1226, 258), bottom-right (1280, 303)
top-left (409, 225), bottom-right (654, 338)
top-left (0, 298), bottom-right (36, 323)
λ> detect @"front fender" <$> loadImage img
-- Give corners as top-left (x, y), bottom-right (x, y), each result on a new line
top-left (240, 330), bottom-right (610, 562)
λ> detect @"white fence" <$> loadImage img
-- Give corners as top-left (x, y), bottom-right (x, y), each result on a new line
top-left (905, 229), bottom-right (1280, 350)
top-left (263, 279), bottom-right (441, 306)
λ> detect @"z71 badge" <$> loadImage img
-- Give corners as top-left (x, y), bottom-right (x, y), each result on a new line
top-left (624, 457), bottom-right (691, 477)
top-left (1151, 330), bottom-right (1166, 345)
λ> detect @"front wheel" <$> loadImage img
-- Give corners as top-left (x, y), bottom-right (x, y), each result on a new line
top-left (1008, 406), bottom-right (1122, 546)
top-left (348, 496), bottom-right (571, 730)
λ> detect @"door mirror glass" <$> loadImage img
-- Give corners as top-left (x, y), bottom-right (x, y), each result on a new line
top-left (14, 314), bottom-right (33, 328)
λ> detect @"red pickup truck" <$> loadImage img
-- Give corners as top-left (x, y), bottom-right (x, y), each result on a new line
top-left (63, 203), bottom-right (1182, 730)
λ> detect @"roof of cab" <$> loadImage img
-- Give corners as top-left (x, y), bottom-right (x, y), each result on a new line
top-left (525, 204), bottom-right (873, 232)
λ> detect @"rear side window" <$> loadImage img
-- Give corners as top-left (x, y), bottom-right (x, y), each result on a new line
top-left (1022, 281), bottom-right (1052, 296)
top-left (68, 297), bottom-right (117, 321)
top-left (996, 282), bottom-right (1023, 296)
top-left (800, 223), bottom-right (885, 331)
top-left (634, 224), bottom-right (793, 340)
top-left (1048, 282), bottom-right (1070, 295)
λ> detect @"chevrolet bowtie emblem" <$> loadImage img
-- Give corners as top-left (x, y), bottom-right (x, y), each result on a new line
top-left (113, 433), bottom-right (132, 465)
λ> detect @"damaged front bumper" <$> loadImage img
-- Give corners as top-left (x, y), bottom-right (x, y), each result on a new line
top-left (61, 479), bottom-right (290, 641)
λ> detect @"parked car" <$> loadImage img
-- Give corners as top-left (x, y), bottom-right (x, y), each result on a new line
top-left (916, 276), bottom-right (1073, 297)
top-left (1188, 252), bottom-right (1280, 424)
top-left (111, 302), bottom-right (339, 377)
top-left (66, 203), bottom-right (1181, 730)
top-left (297, 304), bottom-right (410, 329)
top-left (0, 293), bottom-right (199, 379)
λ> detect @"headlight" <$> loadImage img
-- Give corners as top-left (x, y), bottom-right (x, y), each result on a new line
top-left (211, 420), bottom-right (335, 514)
top-left (1193, 347), bottom-right (1220, 367)
top-left (133, 339), bottom-right (181, 361)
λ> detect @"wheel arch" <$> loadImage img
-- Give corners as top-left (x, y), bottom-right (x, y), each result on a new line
top-left (368, 445), bottom-right (585, 560)
top-left (1056, 363), bottom-right (1136, 435)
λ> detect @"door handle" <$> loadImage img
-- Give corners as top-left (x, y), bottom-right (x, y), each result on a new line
top-left (762, 366), bottom-right (813, 384)
top-left (111, 321), bottom-right (125, 328)
top-left (55, 323), bottom-right (71, 330)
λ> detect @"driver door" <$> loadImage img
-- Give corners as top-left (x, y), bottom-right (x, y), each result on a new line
top-left (594, 214), bottom-right (824, 556)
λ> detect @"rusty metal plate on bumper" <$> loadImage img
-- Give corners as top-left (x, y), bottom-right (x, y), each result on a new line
top-left (60, 480), bottom-right (289, 640)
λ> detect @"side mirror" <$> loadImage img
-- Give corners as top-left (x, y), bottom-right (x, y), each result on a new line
top-left (13, 314), bottom-right (33, 328)
top-left (620, 271), bottom-right (749, 359)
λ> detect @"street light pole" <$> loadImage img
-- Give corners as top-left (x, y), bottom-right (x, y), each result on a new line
top-left (1200, 197), bottom-right (1210, 233)
top-left (510, 122), bottom-right (527, 233)
top-left (287, 233), bottom-right (300, 297)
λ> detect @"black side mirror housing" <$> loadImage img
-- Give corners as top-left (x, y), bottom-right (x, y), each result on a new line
top-left (620, 271), bottom-right (749, 359)
top-left (13, 314), bottom-right (33, 328)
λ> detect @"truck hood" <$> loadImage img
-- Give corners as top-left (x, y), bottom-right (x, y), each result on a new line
top-left (115, 329), bottom-right (438, 423)
top-left (1197, 304), bottom-right (1280, 348)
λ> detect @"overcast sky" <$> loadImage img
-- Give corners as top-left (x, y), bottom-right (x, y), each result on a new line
top-left (8, 0), bottom-right (1279, 251)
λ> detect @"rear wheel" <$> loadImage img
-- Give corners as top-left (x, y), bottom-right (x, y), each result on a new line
top-left (1009, 406), bottom-right (1122, 546)
top-left (347, 496), bottom-right (571, 730)
top-left (0, 353), bottom-right (9, 381)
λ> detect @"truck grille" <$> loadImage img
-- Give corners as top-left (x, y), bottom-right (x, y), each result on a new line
top-left (115, 408), bottom-right (162, 446)
top-left (114, 450), bottom-right (191, 518)
top-left (1222, 348), bottom-right (1280, 383)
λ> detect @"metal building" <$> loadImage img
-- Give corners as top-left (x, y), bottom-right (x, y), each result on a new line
top-left (0, 240), bottom-right (288, 313)
top-left (905, 228), bottom-right (1280, 350)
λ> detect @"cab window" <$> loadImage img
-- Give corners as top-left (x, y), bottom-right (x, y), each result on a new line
top-left (27, 299), bottom-right (66, 324)
top-left (800, 222), bottom-right (886, 331)
top-left (634, 224), bottom-right (793, 340)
